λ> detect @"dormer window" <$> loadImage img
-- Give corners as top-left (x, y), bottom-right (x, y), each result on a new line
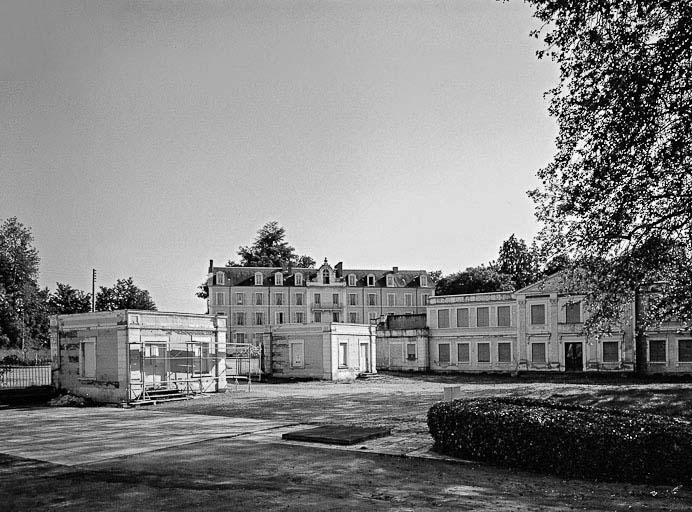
top-left (294, 273), bottom-right (303, 286)
top-left (254, 272), bottom-right (263, 286)
top-left (367, 274), bottom-right (375, 287)
top-left (275, 272), bottom-right (283, 286)
top-left (386, 275), bottom-right (394, 287)
top-left (420, 274), bottom-right (428, 287)
top-left (216, 271), bottom-right (225, 285)
top-left (348, 274), bottom-right (356, 286)
top-left (322, 269), bottom-right (330, 284)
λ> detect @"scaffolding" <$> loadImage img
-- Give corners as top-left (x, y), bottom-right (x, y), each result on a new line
top-left (226, 343), bottom-right (262, 391)
top-left (127, 338), bottom-right (218, 404)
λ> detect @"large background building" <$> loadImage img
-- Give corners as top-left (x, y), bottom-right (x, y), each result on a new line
top-left (206, 258), bottom-right (435, 344)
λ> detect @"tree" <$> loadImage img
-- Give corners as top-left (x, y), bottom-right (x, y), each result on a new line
top-left (48, 283), bottom-right (92, 315)
top-left (95, 277), bottom-right (157, 311)
top-left (493, 234), bottom-right (541, 290)
top-left (0, 217), bottom-right (48, 349)
top-left (228, 221), bottom-right (315, 268)
top-left (527, 1), bottom-right (692, 329)
top-left (435, 266), bottom-right (514, 296)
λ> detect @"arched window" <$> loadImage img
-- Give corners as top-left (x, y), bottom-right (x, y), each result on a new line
top-left (275, 272), bottom-right (283, 286)
top-left (254, 272), bottom-right (263, 286)
top-left (294, 273), bottom-right (303, 286)
top-left (322, 269), bottom-right (330, 284)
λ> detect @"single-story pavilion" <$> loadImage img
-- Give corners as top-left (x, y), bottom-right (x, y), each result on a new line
top-left (50, 310), bottom-right (227, 404)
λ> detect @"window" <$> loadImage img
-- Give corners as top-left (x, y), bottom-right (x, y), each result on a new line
top-left (295, 312), bottom-right (304, 323)
top-left (216, 271), bottom-right (225, 285)
top-left (477, 307), bottom-right (489, 327)
top-left (314, 311), bottom-right (322, 323)
top-left (387, 294), bottom-right (395, 307)
top-left (348, 274), bottom-right (356, 286)
top-left (565, 302), bottom-right (581, 323)
top-left (275, 272), bottom-right (283, 286)
top-left (679, 340), bottom-right (692, 362)
top-left (438, 309), bottom-right (450, 328)
top-left (332, 293), bottom-right (339, 305)
top-left (255, 312), bottom-right (264, 325)
top-left (367, 274), bottom-right (375, 286)
top-left (368, 312), bottom-right (378, 321)
top-left (407, 343), bottom-right (416, 360)
top-left (275, 293), bottom-right (283, 306)
top-left (339, 342), bottom-right (348, 367)
top-left (290, 341), bottom-right (304, 368)
top-left (255, 293), bottom-right (263, 305)
top-left (531, 343), bottom-right (546, 363)
top-left (368, 293), bottom-right (376, 306)
top-left (322, 269), bottom-right (330, 284)
top-left (215, 292), bottom-right (225, 306)
top-left (602, 341), bottom-right (619, 362)
top-left (236, 292), bottom-right (244, 305)
top-left (405, 294), bottom-right (413, 307)
top-left (294, 273), bottom-right (303, 286)
top-left (314, 293), bottom-right (321, 305)
top-left (438, 343), bottom-right (450, 364)
top-left (457, 343), bottom-right (470, 363)
top-left (477, 343), bottom-right (491, 363)
top-left (235, 312), bottom-right (245, 326)
top-left (234, 332), bottom-right (245, 344)
top-left (497, 306), bottom-right (511, 327)
top-left (348, 293), bottom-right (357, 306)
top-left (332, 312), bottom-right (339, 323)
top-left (457, 308), bottom-right (469, 327)
top-left (349, 312), bottom-right (358, 323)
top-left (649, 339), bottom-right (667, 363)
top-left (295, 293), bottom-right (303, 306)
top-left (254, 272), bottom-right (263, 285)
top-left (386, 275), bottom-right (394, 287)
top-left (498, 342), bottom-right (511, 362)
top-left (422, 294), bottom-right (429, 305)
top-left (275, 311), bottom-right (285, 324)
top-left (420, 274), bottom-right (428, 287)
top-left (80, 338), bottom-right (96, 378)
top-left (531, 304), bottom-right (546, 325)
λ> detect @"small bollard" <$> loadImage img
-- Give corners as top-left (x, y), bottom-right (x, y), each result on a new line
top-left (444, 386), bottom-right (462, 401)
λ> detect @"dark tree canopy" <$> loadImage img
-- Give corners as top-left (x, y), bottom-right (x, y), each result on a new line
top-left (0, 217), bottom-right (48, 348)
top-left (96, 277), bottom-right (157, 311)
top-left (228, 221), bottom-right (315, 268)
top-left (436, 266), bottom-right (514, 296)
top-left (48, 283), bottom-right (92, 315)
top-left (493, 234), bottom-right (541, 290)
top-left (527, 1), bottom-right (692, 328)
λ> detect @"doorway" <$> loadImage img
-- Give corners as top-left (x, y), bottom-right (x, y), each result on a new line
top-left (359, 343), bottom-right (370, 372)
top-left (564, 342), bottom-right (583, 372)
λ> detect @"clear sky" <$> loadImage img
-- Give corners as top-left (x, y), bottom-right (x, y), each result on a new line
top-left (1, 0), bottom-right (557, 313)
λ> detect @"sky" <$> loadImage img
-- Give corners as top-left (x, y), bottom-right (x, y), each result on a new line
top-left (1, 0), bottom-right (558, 313)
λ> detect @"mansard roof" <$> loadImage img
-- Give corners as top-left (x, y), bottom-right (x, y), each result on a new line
top-left (514, 271), bottom-right (585, 296)
top-left (210, 265), bottom-right (432, 288)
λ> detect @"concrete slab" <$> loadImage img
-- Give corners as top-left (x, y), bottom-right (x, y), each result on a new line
top-left (0, 408), bottom-right (291, 466)
top-left (282, 425), bottom-right (391, 445)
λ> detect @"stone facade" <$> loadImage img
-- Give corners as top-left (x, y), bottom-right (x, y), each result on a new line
top-left (206, 258), bottom-right (434, 345)
top-left (375, 314), bottom-right (429, 372)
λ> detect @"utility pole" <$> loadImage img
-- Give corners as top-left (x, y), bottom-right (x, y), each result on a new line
top-left (92, 269), bottom-right (96, 312)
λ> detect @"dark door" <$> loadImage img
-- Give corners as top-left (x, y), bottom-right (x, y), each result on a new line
top-left (564, 342), bottom-right (583, 372)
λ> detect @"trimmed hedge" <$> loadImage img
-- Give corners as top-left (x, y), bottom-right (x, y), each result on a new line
top-left (428, 397), bottom-right (692, 484)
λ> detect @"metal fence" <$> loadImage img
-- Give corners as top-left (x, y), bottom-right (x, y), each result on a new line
top-left (0, 365), bottom-right (52, 388)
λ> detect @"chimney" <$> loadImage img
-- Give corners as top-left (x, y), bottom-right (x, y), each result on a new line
top-left (335, 262), bottom-right (343, 278)
top-left (392, 266), bottom-right (399, 273)
top-left (209, 259), bottom-right (214, 272)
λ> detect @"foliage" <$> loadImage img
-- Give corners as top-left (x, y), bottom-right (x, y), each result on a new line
top-left (492, 234), bottom-right (541, 290)
top-left (527, 1), bottom-right (692, 329)
top-left (227, 221), bottom-right (315, 268)
top-left (95, 277), bottom-right (157, 311)
top-left (435, 266), bottom-right (514, 296)
top-left (0, 217), bottom-right (48, 349)
top-left (48, 283), bottom-right (92, 315)
top-left (428, 397), bottom-right (692, 485)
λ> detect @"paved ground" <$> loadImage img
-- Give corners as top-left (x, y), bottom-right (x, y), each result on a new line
top-left (2, 374), bottom-right (692, 510)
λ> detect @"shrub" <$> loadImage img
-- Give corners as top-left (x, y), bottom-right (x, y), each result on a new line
top-left (428, 397), bottom-right (692, 484)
